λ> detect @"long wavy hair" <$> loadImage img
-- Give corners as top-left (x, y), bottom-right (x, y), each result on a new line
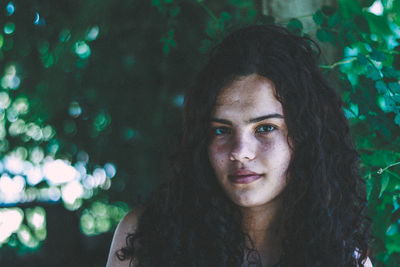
top-left (117, 24), bottom-right (372, 266)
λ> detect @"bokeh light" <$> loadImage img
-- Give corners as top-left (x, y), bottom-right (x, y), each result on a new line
top-left (86, 26), bottom-right (99, 41)
top-left (0, 147), bottom-right (119, 246)
top-left (59, 29), bottom-right (71, 42)
top-left (93, 110), bottom-right (110, 133)
top-left (104, 163), bottom-right (116, 178)
top-left (1, 64), bottom-right (20, 90)
top-left (12, 97), bottom-right (29, 115)
top-left (0, 92), bottom-right (11, 109)
top-left (0, 208), bottom-right (23, 244)
top-left (74, 41), bottom-right (91, 59)
top-left (43, 159), bottom-right (78, 185)
top-left (34, 12), bottom-right (45, 26)
top-left (0, 175), bottom-right (25, 203)
top-left (3, 22), bottom-right (15, 35)
top-left (61, 180), bottom-right (84, 209)
top-left (173, 94), bottom-right (184, 107)
top-left (4, 154), bottom-right (24, 174)
top-left (18, 224), bottom-right (39, 248)
top-left (68, 101), bottom-right (82, 118)
top-left (369, 0), bottom-right (383, 16)
top-left (0, 101), bottom-right (119, 248)
top-left (80, 201), bottom-right (128, 236)
top-left (6, 2), bottom-right (15, 16)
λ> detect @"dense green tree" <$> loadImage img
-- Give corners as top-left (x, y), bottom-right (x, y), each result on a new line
top-left (0, 0), bottom-right (399, 266)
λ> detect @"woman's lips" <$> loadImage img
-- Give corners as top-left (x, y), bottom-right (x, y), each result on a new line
top-left (228, 172), bottom-right (263, 184)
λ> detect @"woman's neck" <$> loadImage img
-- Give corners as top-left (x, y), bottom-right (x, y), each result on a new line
top-left (240, 199), bottom-right (283, 266)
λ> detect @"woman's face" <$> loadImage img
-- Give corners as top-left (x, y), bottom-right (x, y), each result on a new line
top-left (208, 74), bottom-right (292, 209)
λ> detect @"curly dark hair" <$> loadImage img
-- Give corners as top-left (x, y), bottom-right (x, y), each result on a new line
top-left (117, 24), bottom-right (372, 266)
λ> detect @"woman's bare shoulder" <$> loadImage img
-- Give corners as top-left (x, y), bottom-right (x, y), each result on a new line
top-left (106, 208), bottom-right (143, 267)
top-left (355, 250), bottom-right (373, 267)
top-left (362, 257), bottom-right (373, 267)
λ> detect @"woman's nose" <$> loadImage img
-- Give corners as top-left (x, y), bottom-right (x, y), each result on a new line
top-left (229, 133), bottom-right (256, 162)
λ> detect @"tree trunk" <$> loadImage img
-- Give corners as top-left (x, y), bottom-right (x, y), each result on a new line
top-left (260, 0), bottom-right (339, 64)
top-left (261, 0), bottom-right (336, 30)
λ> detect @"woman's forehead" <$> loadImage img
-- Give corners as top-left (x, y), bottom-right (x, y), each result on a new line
top-left (213, 74), bottom-right (283, 117)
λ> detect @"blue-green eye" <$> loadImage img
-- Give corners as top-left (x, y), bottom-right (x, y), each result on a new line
top-left (213, 127), bottom-right (231, 135)
top-left (256, 125), bottom-right (276, 133)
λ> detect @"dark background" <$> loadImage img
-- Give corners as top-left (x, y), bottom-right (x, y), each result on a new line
top-left (0, 0), bottom-right (399, 266)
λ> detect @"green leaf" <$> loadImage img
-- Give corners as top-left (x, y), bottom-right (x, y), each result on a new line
top-left (393, 11), bottom-right (400, 27)
top-left (354, 14), bottom-right (370, 33)
top-left (369, 172), bottom-right (382, 200)
top-left (313, 10), bottom-right (324, 25)
top-left (339, 0), bottom-right (362, 18)
top-left (219, 11), bottom-right (231, 24)
top-left (357, 54), bottom-right (368, 65)
top-left (341, 91), bottom-right (351, 102)
top-left (360, 0), bottom-right (375, 8)
top-left (327, 12), bottom-right (340, 27)
top-left (366, 174), bottom-right (373, 200)
top-left (386, 169), bottom-right (400, 182)
top-left (322, 5), bottom-right (336, 16)
top-left (389, 82), bottom-right (400, 93)
top-left (394, 0), bottom-right (400, 12)
top-left (316, 29), bottom-right (335, 43)
top-left (199, 39), bottom-right (212, 54)
top-left (386, 234), bottom-right (400, 253)
top-left (370, 50), bottom-right (387, 62)
top-left (152, 0), bottom-right (167, 14)
top-left (287, 18), bottom-right (303, 33)
top-left (375, 81), bottom-right (388, 94)
top-left (345, 30), bottom-right (358, 44)
top-left (230, 0), bottom-right (252, 7)
top-left (395, 113), bottom-right (400, 126)
top-left (382, 66), bottom-right (400, 78)
top-left (366, 65), bottom-right (381, 80)
top-left (339, 77), bottom-right (353, 94)
top-left (394, 46), bottom-right (400, 69)
top-left (379, 172), bottom-right (390, 198)
top-left (169, 6), bottom-right (180, 17)
top-left (162, 43), bottom-right (169, 54)
top-left (392, 95), bottom-right (400, 102)
top-left (205, 20), bottom-right (219, 39)
top-left (343, 108), bottom-right (353, 119)
top-left (391, 207), bottom-right (400, 224)
top-left (152, 0), bottom-right (161, 6)
top-left (316, 29), bottom-right (328, 42)
top-left (351, 41), bottom-right (372, 54)
top-left (161, 29), bottom-right (175, 55)
top-left (364, 12), bottom-right (392, 35)
top-left (384, 94), bottom-right (396, 111)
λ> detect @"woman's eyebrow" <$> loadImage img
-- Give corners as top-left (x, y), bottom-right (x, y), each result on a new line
top-left (210, 118), bottom-right (232, 125)
top-left (211, 114), bottom-right (284, 125)
top-left (248, 114), bottom-right (284, 123)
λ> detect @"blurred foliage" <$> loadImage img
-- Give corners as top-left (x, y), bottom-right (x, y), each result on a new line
top-left (0, 0), bottom-right (398, 266)
top-left (313, 1), bottom-right (400, 265)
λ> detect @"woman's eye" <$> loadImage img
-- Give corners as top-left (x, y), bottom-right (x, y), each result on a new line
top-left (213, 127), bottom-right (231, 136)
top-left (256, 124), bottom-right (276, 133)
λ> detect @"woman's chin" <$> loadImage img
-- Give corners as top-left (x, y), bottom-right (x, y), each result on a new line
top-left (230, 191), bottom-right (283, 209)
top-left (231, 195), bottom-right (265, 208)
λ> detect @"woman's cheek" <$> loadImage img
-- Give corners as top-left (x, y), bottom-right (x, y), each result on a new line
top-left (255, 135), bottom-right (275, 150)
top-left (209, 142), bottom-right (230, 172)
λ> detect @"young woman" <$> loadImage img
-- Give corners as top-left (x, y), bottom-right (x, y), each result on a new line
top-left (107, 25), bottom-right (373, 267)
